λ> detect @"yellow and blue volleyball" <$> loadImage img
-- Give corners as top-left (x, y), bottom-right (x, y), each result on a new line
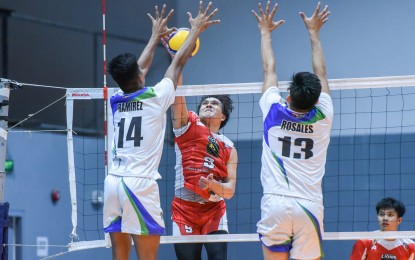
top-left (168, 28), bottom-right (200, 57)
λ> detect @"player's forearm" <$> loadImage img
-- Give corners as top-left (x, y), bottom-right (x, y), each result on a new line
top-left (208, 180), bottom-right (235, 200)
top-left (260, 31), bottom-right (278, 93)
top-left (171, 96), bottom-right (188, 129)
top-left (167, 30), bottom-right (199, 87)
top-left (174, 30), bottom-right (199, 68)
top-left (261, 32), bottom-right (275, 73)
top-left (309, 31), bottom-right (329, 93)
top-left (137, 35), bottom-right (159, 77)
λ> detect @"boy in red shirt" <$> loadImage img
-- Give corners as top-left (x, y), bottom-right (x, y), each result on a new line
top-left (350, 197), bottom-right (415, 260)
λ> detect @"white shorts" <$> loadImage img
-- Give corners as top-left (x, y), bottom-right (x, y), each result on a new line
top-left (257, 194), bottom-right (324, 259)
top-left (103, 175), bottom-right (165, 235)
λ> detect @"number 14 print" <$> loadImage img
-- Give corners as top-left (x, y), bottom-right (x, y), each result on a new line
top-left (117, 116), bottom-right (143, 148)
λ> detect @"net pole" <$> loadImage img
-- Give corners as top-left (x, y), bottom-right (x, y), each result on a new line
top-left (0, 82), bottom-right (10, 203)
top-left (0, 80), bottom-right (10, 260)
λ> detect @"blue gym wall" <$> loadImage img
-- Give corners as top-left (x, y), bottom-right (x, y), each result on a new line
top-left (1, 0), bottom-right (415, 259)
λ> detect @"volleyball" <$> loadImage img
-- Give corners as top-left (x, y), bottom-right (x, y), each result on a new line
top-left (167, 28), bottom-right (200, 57)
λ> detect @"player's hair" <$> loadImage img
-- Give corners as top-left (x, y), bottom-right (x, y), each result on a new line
top-left (108, 53), bottom-right (139, 91)
top-left (288, 72), bottom-right (322, 110)
top-left (197, 95), bottom-right (234, 130)
top-left (376, 197), bottom-right (406, 218)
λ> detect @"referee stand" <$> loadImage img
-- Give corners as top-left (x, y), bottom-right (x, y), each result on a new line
top-left (0, 78), bottom-right (21, 260)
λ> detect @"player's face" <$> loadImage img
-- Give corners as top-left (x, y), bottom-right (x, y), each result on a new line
top-left (199, 97), bottom-right (224, 120)
top-left (377, 208), bottom-right (402, 231)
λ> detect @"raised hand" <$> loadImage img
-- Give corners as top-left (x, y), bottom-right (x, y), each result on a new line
top-left (161, 35), bottom-right (175, 58)
top-left (299, 2), bottom-right (330, 33)
top-left (252, 1), bottom-right (285, 33)
top-left (301, 2), bottom-right (330, 94)
top-left (187, 1), bottom-right (220, 33)
top-left (147, 4), bottom-right (176, 38)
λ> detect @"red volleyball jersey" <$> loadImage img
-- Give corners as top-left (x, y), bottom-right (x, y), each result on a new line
top-left (174, 111), bottom-right (234, 200)
top-left (350, 239), bottom-right (415, 260)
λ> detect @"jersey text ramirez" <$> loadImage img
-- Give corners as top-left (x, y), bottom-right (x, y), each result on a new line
top-left (118, 101), bottom-right (143, 112)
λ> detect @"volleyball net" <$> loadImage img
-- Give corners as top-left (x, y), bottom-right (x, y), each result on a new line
top-left (3, 75), bottom-right (415, 256)
top-left (61, 75), bottom-right (415, 252)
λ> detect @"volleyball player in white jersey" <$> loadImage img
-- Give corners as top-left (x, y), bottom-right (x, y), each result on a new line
top-left (253, 2), bottom-right (332, 259)
top-left (104, 3), bottom-right (220, 259)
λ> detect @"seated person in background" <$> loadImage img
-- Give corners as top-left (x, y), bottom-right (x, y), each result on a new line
top-left (350, 197), bottom-right (415, 260)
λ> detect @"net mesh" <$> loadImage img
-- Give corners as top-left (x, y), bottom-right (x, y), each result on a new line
top-left (65, 76), bottom-right (415, 251)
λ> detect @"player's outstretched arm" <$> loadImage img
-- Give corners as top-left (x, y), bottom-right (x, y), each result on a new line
top-left (171, 73), bottom-right (189, 129)
top-left (252, 1), bottom-right (285, 94)
top-left (138, 4), bottom-right (176, 77)
top-left (199, 148), bottom-right (238, 199)
top-left (161, 37), bottom-right (190, 129)
top-left (300, 2), bottom-right (330, 95)
top-left (165, 1), bottom-right (220, 89)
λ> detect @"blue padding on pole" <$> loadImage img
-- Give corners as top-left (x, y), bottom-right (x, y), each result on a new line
top-left (0, 202), bottom-right (9, 260)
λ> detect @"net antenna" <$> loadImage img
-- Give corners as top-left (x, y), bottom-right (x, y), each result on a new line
top-left (101, 0), bottom-right (111, 248)
top-left (65, 0), bottom-right (110, 251)
top-left (66, 0), bottom-right (111, 250)
top-left (63, 0), bottom-right (109, 247)
top-left (102, 0), bottom-right (108, 177)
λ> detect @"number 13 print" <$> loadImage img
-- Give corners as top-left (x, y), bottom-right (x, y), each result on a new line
top-left (277, 136), bottom-right (314, 159)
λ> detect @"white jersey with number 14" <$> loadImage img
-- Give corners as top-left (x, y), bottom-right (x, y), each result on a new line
top-left (109, 78), bottom-right (174, 179)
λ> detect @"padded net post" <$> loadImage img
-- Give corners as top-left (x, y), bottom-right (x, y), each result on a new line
top-left (0, 79), bottom-right (24, 259)
top-left (0, 80), bottom-right (11, 260)
top-left (0, 202), bottom-right (9, 260)
top-left (0, 79), bottom-right (11, 203)
top-left (0, 79), bottom-right (23, 259)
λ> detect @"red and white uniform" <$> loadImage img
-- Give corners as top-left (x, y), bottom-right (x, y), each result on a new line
top-left (350, 238), bottom-right (415, 260)
top-left (172, 111), bottom-right (233, 235)
top-left (174, 111), bottom-right (233, 201)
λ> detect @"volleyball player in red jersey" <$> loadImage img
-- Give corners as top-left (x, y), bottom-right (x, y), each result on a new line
top-left (170, 74), bottom-right (238, 260)
top-left (350, 197), bottom-right (415, 260)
